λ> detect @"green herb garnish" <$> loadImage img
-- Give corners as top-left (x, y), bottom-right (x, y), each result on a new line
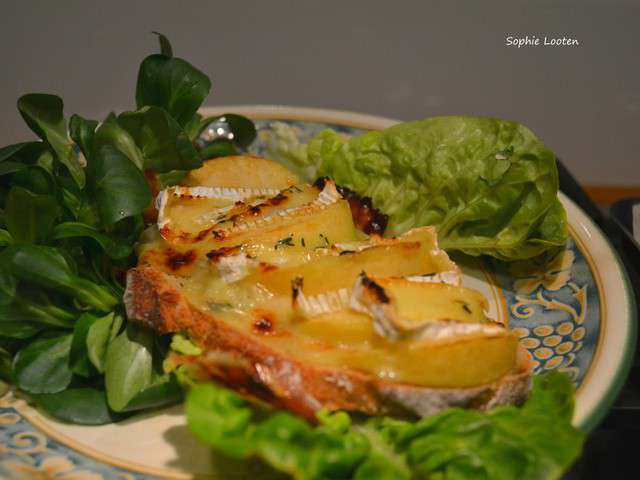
top-left (319, 233), bottom-right (330, 247)
top-left (275, 235), bottom-right (295, 249)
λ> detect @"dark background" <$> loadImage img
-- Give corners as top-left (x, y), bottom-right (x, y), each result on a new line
top-left (1, 0), bottom-right (639, 186)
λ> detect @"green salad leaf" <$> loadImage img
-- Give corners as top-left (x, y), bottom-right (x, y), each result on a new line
top-left (104, 323), bottom-right (156, 411)
top-left (5, 186), bottom-right (59, 244)
top-left (135, 49), bottom-right (211, 128)
top-left (117, 105), bottom-right (202, 172)
top-left (0, 284), bottom-right (75, 330)
top-left (303, 117), bottom-right (567, 260)
top-left (86, 312), bottom-right (122, 373)
top-left (0, 245), bottom-right (118, 312)
top-left (170, 333), bottom-right (202, 356)
top-left (123, 372), bottom-right (183, 412)
top-left (0, 141), bottom-right (48, 167)
top-left (187, 372), bottom-right (583, 480)
top-left (69, 312), bottom-right (101, 377)
top-left (198, 140), bottom-right (238, 160)
top-left (152, 31), bottom-right (173, 58)
top-left (31, 387), bottom-right (124, 425)
top-left (92, 114), bottom-right (146, 170)
top-left (86, 143), bottom-right (151, 226)
top-left (11, 164), bottom-right (56, 194)
top-left (0, 230), bottom-right (13, 247)
top-left (0, 32), bottom-right (229, 425)
top-left (13, 334), bottom-right (73, 394)
top-left (0, 268), bottom-right (16, 305)
top-left (0, 142), bottom-right (40, 163)
top-left (0, 161), bottom-right (28, 176)
top-left (53, 222), bottom-right (133, 259)
top-left (69, 114), bottom-right (98, 158)
top-left (17, 94), bottom-right (85, 188)
top-left (0, 347), bottom-right (12, 396)
top-left (104, 323), bottom-right (180, 412)
top-left (0, 303), bottom-right (44, 338)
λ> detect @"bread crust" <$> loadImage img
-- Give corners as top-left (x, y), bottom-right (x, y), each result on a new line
top-left (125, 266), bottom-right (533, 419)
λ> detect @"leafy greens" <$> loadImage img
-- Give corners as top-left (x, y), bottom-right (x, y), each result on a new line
top-left (187, 371), bottom-right (584, 480)
top-left (300, 117), bottom-right (568, 260)
top-left (0, 33), bottom-right (255, 424)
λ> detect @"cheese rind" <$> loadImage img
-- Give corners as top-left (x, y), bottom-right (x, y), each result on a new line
top-left (156, 185), bottom-right (281, 230)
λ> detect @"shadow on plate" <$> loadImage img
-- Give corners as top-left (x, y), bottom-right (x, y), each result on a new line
top-left (163, 424), bottom-right (287, 480)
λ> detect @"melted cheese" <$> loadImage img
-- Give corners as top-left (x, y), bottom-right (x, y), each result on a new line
top-left (158, 184), bottom-right (320, 241)
top-left (351, 274), bottom-right (489, 340)
top-left (183, 155), bottom-right (299, 189)
top-left (141, 171), bottom-right (519, 388)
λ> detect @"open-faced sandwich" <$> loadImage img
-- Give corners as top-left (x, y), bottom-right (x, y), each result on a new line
top-left (125, 155), bottom-right (534, 419)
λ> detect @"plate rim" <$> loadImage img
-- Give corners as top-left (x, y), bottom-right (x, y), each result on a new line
top-left (555, 194), bottom-right (637, 431)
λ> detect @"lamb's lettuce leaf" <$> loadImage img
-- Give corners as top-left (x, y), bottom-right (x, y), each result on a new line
top-left (187, 371), bottom-right (583, 480)
top-left (117, 106), bottom-right (202, 172)
top-left (17, 94), bottom-right (85, 188)
top-left (0, 32), bottom-right (255, 426)
top-left (4, 186), bottom-right (59, 244)
top-left (86, 143), bottom-right (151, 226)
top-left (31, 387), bottom-right (124, 425)
top-left (13, 334), bottom-right (73, 394)
top-left (135, 52), bottom-right (211, 128)
top-left (69, 114), bottom-right (98, 159)
top-left (303, 117), bottom-right (567, 260)
top-left (0, 142), bottom-right (41, 163)
top-left (105, 323), bottom-right (181, 412)
top-left (0, 244), bottom-right (117, 312)
top-left (92, 114), bottom-right (146, 171)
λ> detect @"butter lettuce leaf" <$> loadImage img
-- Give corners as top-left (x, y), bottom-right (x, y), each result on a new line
top-left (305, 117), bottom-right (567, 260)
top-left (373, 372), bottom-right (583, 480)
top-left (186, 371), bottom-right (583, 480)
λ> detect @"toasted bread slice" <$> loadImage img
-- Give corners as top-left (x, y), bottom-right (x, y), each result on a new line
top-left (129, 157), bottom-right (532, 419)
top-left (125, 266), bottom-right (533, 420)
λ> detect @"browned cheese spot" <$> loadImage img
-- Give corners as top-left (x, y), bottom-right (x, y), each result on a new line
top-left (165, 249), bottom-right (197, 271)
top-left (248, 205), bottom-right (262, 215)
top-left (313, 177), bottom-right (388, 235)
top-left (266, 193), bottom-right (288, 206)
top-left (193, 228), bottom-right (213, 242)
top-left (206, 245), bottom-right (242, 262)
top-left (360, 273), bottom-right (390, 304)
top-left (258, 262), bottom-right (278, 273)
top-left (253, 310), bottom-right (275, 335)
top-left (291, 276), bottom-right (304, 302)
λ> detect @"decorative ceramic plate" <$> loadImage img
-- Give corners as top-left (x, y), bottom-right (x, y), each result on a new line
top-left (0, 106), bottom-right (636, 480)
